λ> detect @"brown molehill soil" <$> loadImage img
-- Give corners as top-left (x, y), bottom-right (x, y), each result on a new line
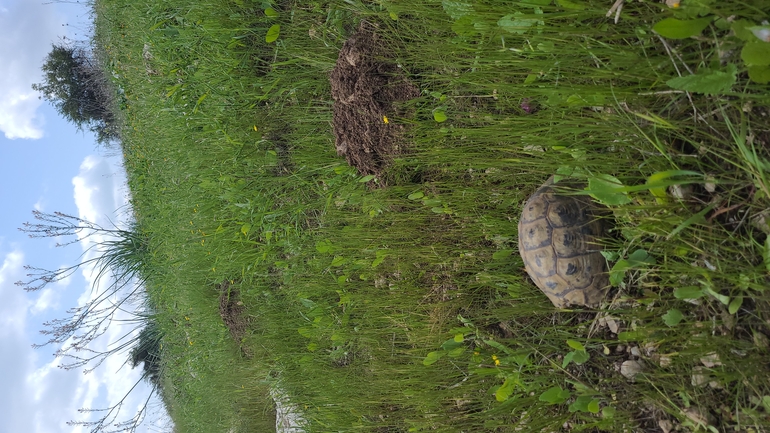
top-left (217, 280), bottom-right (251, 357)
top-left (330, 22), bottom-right (419, 177)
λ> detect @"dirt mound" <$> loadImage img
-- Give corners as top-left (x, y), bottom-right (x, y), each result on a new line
top-left (330, 22), bottom-right (419, 177)
top-left (217, 280), bottom-right (251, 356)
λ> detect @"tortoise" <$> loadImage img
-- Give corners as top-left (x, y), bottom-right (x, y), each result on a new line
top-left (517, 176), bottom-right (611, 308)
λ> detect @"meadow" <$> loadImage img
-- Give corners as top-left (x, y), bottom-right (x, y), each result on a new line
top-left (92, 0), bottom-right (770, 431)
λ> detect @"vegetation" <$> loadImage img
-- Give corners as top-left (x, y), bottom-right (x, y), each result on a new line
top-left (39, 0), bottom-right (770, 431)
top-left (17, 211), bottom-right (160, 432)
top-left (33, 43), bottom-right (121, 144)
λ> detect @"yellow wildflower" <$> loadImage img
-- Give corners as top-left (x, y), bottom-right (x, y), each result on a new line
top-left (383, 116), bottom-right (389, 124)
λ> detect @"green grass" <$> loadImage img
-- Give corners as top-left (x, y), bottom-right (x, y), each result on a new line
top-left (91, 0), bottom-right (770, 431)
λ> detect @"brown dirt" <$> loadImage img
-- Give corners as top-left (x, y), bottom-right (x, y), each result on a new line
top-left (216, 279), bottom-right (252, 357)
top-left (330, 22), bottom-right (419, 177)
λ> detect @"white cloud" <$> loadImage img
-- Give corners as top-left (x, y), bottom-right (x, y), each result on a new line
top-left (30, 287), bottom-right (60, 314)
top-left (73, 155), bottom-right (125, 226)
top-left (0, 1), bottom-right (65, 139)
top-left (0, 155), bottom-right (158, 433)
top-left (0, 250), bottom-right (27, 333)
top-left (33, 197), bottom-right (46, 212)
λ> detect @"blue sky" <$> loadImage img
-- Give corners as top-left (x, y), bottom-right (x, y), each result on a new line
top-left (0, 1), bottom-right (166, 432)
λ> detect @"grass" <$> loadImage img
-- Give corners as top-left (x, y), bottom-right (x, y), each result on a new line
top-left (89, 0), bottom-right (770, 431)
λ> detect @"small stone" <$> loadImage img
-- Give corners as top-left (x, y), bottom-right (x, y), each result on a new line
top-left (700, 352), bottom-right (722, 368)
top-left (669, 184), bottom-right (693, 200)
top-left (751, 210), bottom-right (770, 235)
top-left (598, 314), bottom-right (620, 334)
top-left (684, 407), bottom-right (710, 427)
top-left (658, 419), bottom-right (673, 433)
top-left (620, 360), bottom-right (644, 380)
top-left (658, 355), bottom-right (672, 368)
top-left (643, 342), bottom-right (657, 357)
top-left (691, 366), bottom-right (708, 387)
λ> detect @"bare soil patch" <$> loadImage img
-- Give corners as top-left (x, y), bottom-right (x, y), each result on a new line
top-left (217, 280), bottom-right (252, 357)
top-left (330, 22), bottom-right (419, 177)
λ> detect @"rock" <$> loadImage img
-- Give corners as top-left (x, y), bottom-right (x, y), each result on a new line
top-left (684, 407), bottom-right (710, 427)
top-left (620, 360), bottom-right (644, 381)
top-left (700, 352), bottom-right (721, 368)
top-left (691, 366), bottom-right (708, 387)
top-left (658, 419), bottom-right (673, 433)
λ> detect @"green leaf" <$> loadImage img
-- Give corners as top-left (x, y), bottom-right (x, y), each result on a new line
top-left (441, 338), bottom-right (463, 351)
top-left (653, 17), bottom-right (712, 39)
top-left (662, 309), bottom-right (684, 326)
top-left (407, 191), bottom-right (424, 200)
top-left (587, 399), bottom-right (601, 414)
top-left (524, 74), bottom-right (538, 84)
top-left (433, 110), bottom-right (448, 123)
top-left (586, 174), bottom-right (632, 206)
top-left (265, 24), bottom-right (280, 43)
top-left (492, 250), bottom-right (513, 260)
top-left (315, 239), bottom-right (337, 254)
top-left (557, 0), bottom-right (586, 10)
top-left (569, 395), bottom-right (593, 412)
top-left (561, 351), bottom-right (575, 368)
top-left (566, 339), bottom-right (585, 351)
top-left (484, 339), bottom-right (515, 355)
top-left (748, 65), bottom-right (770, 84)
top-left (742, 42), bottom-right (770, 66)
top-left (423, 351), bottom-right (444, 366)
top-left (495, 375), bottom-right (517, 402)
top-left (602, 406), bottom-right (616, 418)
top-left (666, 64), bottom-right (737, 95)
top-left (454, 333), bottom-right (465, 343)
top-left (728, 296), bottom-right (743, 314)
top-left (566, 93), bottom-right (605, 107)
top-left (498, 13), bottom-right (539, 34)
top-left (539, 386), bottom-right (571, 404)
top-left (762, 396), bottom-right (770, 412)
top-left (628, 249), bottom-right (656, 266)
top-left (448, 346), bottom-right (466, 358)
top-left (442, 0), bottom-right (474, 19)
top-left (536, 41), bottom-right (554, 52)
top-left (572, 350), bottom-right (590, 365)
top-left (617, 329), bottom-right (651, 341)
top-left (732, 19), bottom-right (758, 41)
top-left (451, 15), bottom-right (477, 36)
top-left (359, 174), bottom-right (376, 183)
top-left (371, 255), bottom-right (386, 268)
top-left (609, 259), bottom-right (630, 287)
top-left (674, 286), bottom-right (704, 299)
top-left (240, 223), bottom-right (251, 235)
top-left (705, 287), bottom-right (730, 305)
top-left (646, 171), bottom-right (672, 201)
top-left (264, 7), bottom-right (278, 17)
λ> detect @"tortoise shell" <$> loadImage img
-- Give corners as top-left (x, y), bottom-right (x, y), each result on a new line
top-left (517, 177), bottom-right (610, 308)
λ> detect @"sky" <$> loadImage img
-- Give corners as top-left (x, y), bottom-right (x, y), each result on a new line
top-left (0, 1), bottom-right (168, 432)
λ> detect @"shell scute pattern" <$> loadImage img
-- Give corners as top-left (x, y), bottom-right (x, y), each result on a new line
top-left (518, 177), bottom-right (610, 308)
